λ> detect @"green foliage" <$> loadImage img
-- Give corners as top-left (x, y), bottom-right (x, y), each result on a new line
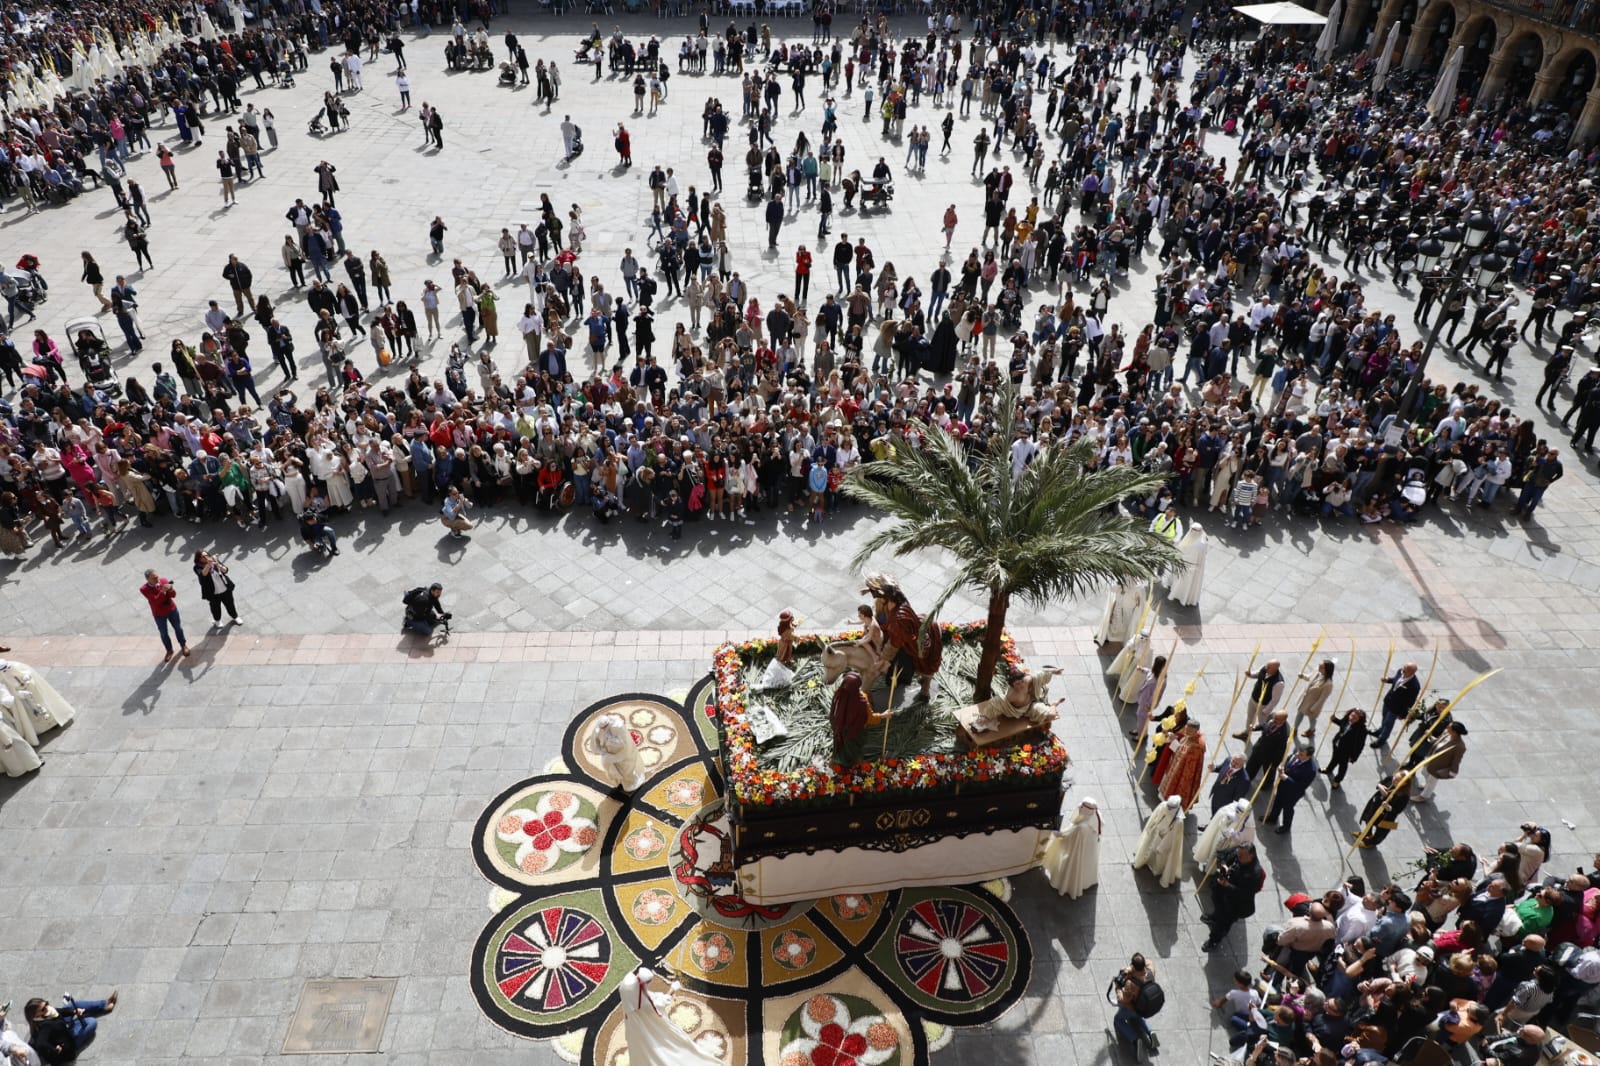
top-left (742, 639), bottom-right (988, 771)
top-left (842, 380), bottom-right (1184, 626)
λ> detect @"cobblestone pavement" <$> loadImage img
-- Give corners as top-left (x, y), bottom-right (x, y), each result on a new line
top-left (0, 15), bottom-right (1598, 1066)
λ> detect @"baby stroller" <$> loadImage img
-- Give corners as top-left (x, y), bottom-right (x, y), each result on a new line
top-left (1399, 467), bottom-right (1428, 509)
top-left (745, 165), bottom-right (764, 201)
top-left (69, 319), bottom-right (122, 398)
top-left (568, 123), bottom-right (584, 158)
top-left (497, 61), bottom-right (517, 86)
top-left (12, 254), bottom-right (46, 302)
top-left (277, 59), bottom-right (296, 88)
top-left (307, 107), bottom-right (326, 135)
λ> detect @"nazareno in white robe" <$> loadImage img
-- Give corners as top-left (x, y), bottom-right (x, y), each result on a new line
top-left (1166, 526), bottom-right (1208, 608)
top-left (1132, 796), bottom-right (1186, 888)
top-left (1042, 798), bottom-right (1102, 898)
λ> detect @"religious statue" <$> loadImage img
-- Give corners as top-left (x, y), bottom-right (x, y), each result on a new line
top-left (976, 665), bottom-right (1064, 726)
top-left (861, 574), bottom-right (943, 702)
top-left (830, 671), bottom-right (890, 754)
top-left (586, 713), bottom-right (646, 792)
top-left (758, 610), bottom-right (801, 690)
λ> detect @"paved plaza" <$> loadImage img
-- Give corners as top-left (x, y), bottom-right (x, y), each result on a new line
top-left (2, 14), bottom-right (1600, 1066)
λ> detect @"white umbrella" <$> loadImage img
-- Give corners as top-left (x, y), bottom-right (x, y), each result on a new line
top-left (1426, 44), bottom-right (1464, 118)
top-left (1372, 21), bottom-right (1400, 91)
top-left (1232, 1), bottom-right (1328, 24)
top-left (1315, 0), bottom-right (1342, 58)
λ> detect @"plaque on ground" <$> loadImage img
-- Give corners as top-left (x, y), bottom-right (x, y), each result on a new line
top-left (282, 978), bottom-right (397, 1054)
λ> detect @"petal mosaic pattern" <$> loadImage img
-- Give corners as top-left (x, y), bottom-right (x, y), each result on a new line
top-left (469, 681), bottom-right (1035, 1063)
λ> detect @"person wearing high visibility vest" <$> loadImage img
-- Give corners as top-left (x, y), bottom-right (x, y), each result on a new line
top-left (1148, 504), bottom-right (1183, 543)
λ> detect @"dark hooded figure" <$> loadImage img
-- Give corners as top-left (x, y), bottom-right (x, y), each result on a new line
top-left (830, 670), bottom-right (887, 753)
top-left (930, 312), bottom-right (959, 374)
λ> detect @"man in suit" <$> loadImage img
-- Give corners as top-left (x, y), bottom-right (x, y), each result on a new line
top-left (1245, 710), bottom-right (1291, 784)
top-left (1369, 661), bottom-right (1420, 748)
top-left (1209, 754), bottom-right (1253, 813)
top-left (1264, 743), bottom-right (1318, 834)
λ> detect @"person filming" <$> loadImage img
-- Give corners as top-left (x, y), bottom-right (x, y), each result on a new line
top-left (402, 583), bottom-right (451, 637)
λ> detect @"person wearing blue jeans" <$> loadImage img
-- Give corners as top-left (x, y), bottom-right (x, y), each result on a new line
top-left (26, 991), bottom-right (117, 1062)
top-left (1111, 954), bottom-right (1159, 1052)
top-left (139, 570), bottom-right (190, 661)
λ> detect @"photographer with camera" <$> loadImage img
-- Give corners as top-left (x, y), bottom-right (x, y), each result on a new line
top-left (402, 583), bottom-right (451, 637)
top-left (1109, 952), bottom-right (1163, 1057)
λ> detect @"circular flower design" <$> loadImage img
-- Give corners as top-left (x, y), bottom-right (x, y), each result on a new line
top-left (623, 825), bottom-right (667, 862)
top-left (690, 931), bottom-right (735, 974)
top-left (894, 899), bottom-right (1011, 1004)
top-left (647, 724), bottom-right (676, 745)
top-left (830, 894), bottom-right (874, 921)
top-left (496, 792), bottom-right (599, 875)
top-left (631, 888), bottom-right (677, 927)
top-left (772, 930), bottom-right (817, 971)
top-left (492, 906), bottom-right (611, 1013)
top-left (778, 993), bottom-right (900, 1066)
top-left (629, 707), bottom-right (657, 729)
top-left (665, 778), bottom-right (705, 808)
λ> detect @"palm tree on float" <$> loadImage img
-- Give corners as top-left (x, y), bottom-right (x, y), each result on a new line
top-left (844, 381), bottom-right (1184, 701)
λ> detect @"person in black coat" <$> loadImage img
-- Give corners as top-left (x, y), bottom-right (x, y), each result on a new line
top-left (1245, 710), bottom-right (1291, 782)
top-left (1202, 843), bottom-right (1265, 951)
top-left (1263, 743), bottom-right (1317, 833)
top-left (1353, 774), bottom-right (1410, 848)
top-left (193, 549), bottom-right (240, 624)
top-left (1321, 708), bottom-right (1369, 789)
top-left (929, 312), bottom-right (958, 375)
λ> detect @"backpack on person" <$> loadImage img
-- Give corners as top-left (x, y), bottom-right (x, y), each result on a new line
top-left (1130, 978), bottom-right (1165, 1018)
top-left (402, 586), bottom-right (430, 617)
top-left (1106, 972), bottom-right (1165, 1018)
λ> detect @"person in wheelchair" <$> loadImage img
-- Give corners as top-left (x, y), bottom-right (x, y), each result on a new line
top-left (402, 583), bottom-right (451, 636)
top-left (534, 459), bottom-right (566, 510)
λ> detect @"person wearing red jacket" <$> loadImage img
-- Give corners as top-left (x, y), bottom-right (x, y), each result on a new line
top-left (140, 569), bottom-right (190, 661)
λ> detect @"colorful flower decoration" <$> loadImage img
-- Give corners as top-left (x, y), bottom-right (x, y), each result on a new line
top-left (631, 888), bottom-right (677, 927)
top-left (778, 993), bottom-right (901, 1066)
top-left (623, 825), bottom-right (667, 862)
top-left (830, 894), bottom-right (875, 922)
top-left (496, 792), bottom-right (599, 875)
top-left (471, 686), bottom-right (1036, 1062)
top-left (772, 930), bottom-right (818, 971)
top-left (893, 900), bottom-right (1011, 1003)
top-left (494, 907), bottom-right (611, 1012)
top-left (714, 625), bottom-right (1068, 812)
top-left (665, 778), bottom-right (705, 808)
top-left (690, 931), bottom-right (735, 974)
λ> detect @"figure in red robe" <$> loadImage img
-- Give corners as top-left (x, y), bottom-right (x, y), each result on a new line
top-left (831, 671), bottom-right (888, 754)
top-left (863, 574), bottom-right (943, 701)
top-left (1154, 720), bottom-right (1208, 811)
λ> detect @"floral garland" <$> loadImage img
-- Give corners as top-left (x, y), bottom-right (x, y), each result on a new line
top-left (713, 623), bottom-right (1069, 812)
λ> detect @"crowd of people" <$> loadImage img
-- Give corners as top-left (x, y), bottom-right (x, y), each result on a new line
top-left (0, 0), bottom-right (1594, 1061)
top-left (1186, 818), bottom-right (1600, 1066)
top-left (0, 0), bottom-right (1588, 572)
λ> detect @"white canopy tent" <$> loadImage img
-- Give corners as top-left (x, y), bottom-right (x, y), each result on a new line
top-left (1232, 1), bottom-right (1329, 25)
